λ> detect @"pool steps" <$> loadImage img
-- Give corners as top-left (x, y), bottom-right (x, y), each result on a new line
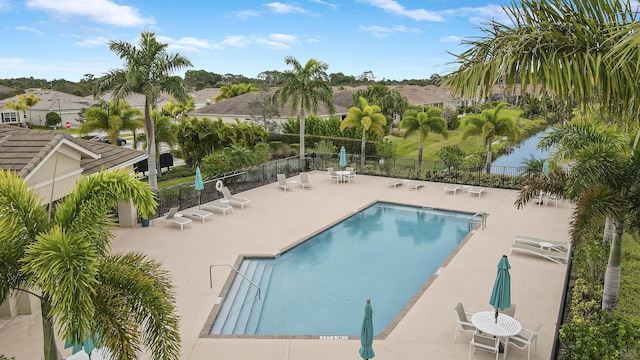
top-left (210, 260), bottom-right (274, 334)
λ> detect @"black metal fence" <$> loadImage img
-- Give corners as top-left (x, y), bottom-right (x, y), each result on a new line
top-left (154, 152), bottom-right (534, 218)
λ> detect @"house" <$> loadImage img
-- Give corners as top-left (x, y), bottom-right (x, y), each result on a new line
top-left (0, 89), bottom-right (97, 127)
top-left (0, 124), bottom-right (149, 319)
top-left (190, 91), bottom-right (349, 123)
top-left (0, 124), bottom-right (147, 218)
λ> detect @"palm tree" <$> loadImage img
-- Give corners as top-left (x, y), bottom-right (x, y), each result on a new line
top-left (162, 98), bottom-right (195, 118)
top-left (340, 97), bottom-right (387, 169)
top-left (95, 31), bottom-right (192, 192)
top-left (516, 119), bottom-right (640, 310)
top-left (79, 101), bottom-right (144, 145)
top-left (445, 0), bottom-right (640, 311)
top-left (0, 169), bottom-right (180, 360)
top-left (272, 56), bottom-right (335, 159)
top-left (400, 107), bottom-right (448, 173)
top-left (460, 102), bottom-right (519, 172)
top-left (4, 94), bottom-right (40, 124)
top-left (213, 83), bottom-right (258, 102)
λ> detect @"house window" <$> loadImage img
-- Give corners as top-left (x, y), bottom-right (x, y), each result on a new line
top-left (1, 112), bottom-right (18, 124)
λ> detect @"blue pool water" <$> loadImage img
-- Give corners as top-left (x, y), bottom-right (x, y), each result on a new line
top-left (210, 202), bottom-right (474, 336)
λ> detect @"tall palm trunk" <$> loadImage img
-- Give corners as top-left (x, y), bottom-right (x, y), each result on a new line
top-left (486, 144), bottom-right (493, 173)
top-left (602, 218), bottom-right (623, 311)
top-left (145, 102), bottom-right (158, 192)
top-left (360, 131), bottom-right (366, 170)
top-left (417, 140), bottom-right (424, 173)
top-left (41, 299), bottom-right (63, 360)
top-left (299, 108), bottom-right (306, 160)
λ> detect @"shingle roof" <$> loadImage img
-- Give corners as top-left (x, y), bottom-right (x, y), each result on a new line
top-left (0, 125), bottom-right (147, 177)
top-left (192, 91), bottom-right (349, 117)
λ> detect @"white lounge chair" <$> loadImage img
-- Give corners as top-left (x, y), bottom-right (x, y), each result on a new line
top-left (183, 209), bottom-right (214, 222)
top-left (406, 181), bottom-right (425, 191)
top-left (277, 173), bottom-right (295, 192)
top-left (509, 243), bottom-right (569, 264)
top-left (468, 187), bottom-right (485, 197)
top-left (444, 184), bottom-right (462, 195)
top-left (202, 201), bottom-right (233, 215)
top-left (151, 207), bottom-right (193, 230)
top-left (386, 180), bottom-right (404, 188)
top-left (220, 186), bottom-right (251, 209)
top-left (300, 172), bottom-right (313, 189)
top-left (513, 234), bottom-right (568, 252)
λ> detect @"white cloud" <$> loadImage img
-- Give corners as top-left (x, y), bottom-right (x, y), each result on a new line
top-left (0, 0), bottom-right (11, 12)
top-left (440, 35), bottom-right (462, 43)
top-left (440, 5), bottom-right (512, 25)
top-left (359, 0), bottom-right (444, 22)
top-left (234, 9), bottom-right (261, 19)
top-left (264, 2), bottom-right (308, 14)
top-left (25, 0), bottom-right (155, 27)
top-left (15, 26), bottom-right (44, 35)
top-left (156, 36), bottom-right (220, 52)
top-left (269, 33), bottom-right (297, 43)
top-left (359, 24), bottom-right (420, 38)
top-left (310, 0), bottom-right (337, 10)
top-left (74, 36), bottom-right (108, 47)
top-left (222, 35), bottom-right (252, 48)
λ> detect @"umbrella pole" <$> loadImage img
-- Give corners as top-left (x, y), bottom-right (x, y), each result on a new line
top-left (494, 308), bottom-right (499, 323)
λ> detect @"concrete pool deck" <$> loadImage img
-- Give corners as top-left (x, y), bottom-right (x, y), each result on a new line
top-left (0, 171), bottom-right (572, 360)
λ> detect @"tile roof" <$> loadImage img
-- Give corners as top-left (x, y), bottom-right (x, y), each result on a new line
top-left (0, 125), bottom-right (147, 177)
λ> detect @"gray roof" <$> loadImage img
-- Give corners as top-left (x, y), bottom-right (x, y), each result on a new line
top-left (0, 125), bottom-right (147, 177)
top-left (192, 91), bottom-right (349, 118)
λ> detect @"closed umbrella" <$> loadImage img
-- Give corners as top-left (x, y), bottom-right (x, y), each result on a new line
top-left (339, 146), bottom-right (347, 169)
top-left (542, 159), bottom-right (550, 175)
top-left (194, 166), bottom-right (204, 209)
top-left (359, 299), bottom-right (375, 360)
top-left (65, 332), bottom-right (101, 358)
top-left (489, 255), bottom-right (511, 322)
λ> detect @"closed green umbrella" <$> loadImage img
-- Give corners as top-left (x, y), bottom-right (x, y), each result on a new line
top-left (359, 299), bottom-right (375, 360)
top-left (339, 146), bottom-right (347, 169)
top-left (489, 255), bottom-right (511, 322)
top-left (542, 159), bottom-right (550, 175)
top-left (65, 332), bottom-right (101, 357)
top-left (194, 166), bottom-right (204, 209)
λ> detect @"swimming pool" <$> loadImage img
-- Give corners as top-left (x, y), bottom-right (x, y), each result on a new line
top-left (207, 202), bottom-right (475, 337)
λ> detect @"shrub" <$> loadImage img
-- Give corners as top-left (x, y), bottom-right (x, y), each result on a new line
top-left (45, 111), bottom-right (61, 127)
top-left (201, 152), bottom-right (231, 178)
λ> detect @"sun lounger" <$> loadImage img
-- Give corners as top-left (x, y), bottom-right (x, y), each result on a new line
top-left (514, 234), bottom-right (568, 252)
top-left (406, 181), bottom-right (425, 191)
top-left (220, 186), bottom-right (251, 209)
top-left (151, 207), bottom-right (193, 230)
top-left (509, 243), bottom-right (569, 264)
top-left (468, 187), bottom-right (485, 197)
top-left (183, 209), bottom-right (214, 222)
top-left (444, 184), bottom-right (462, 195)
top-left (277, 173), bottom-right (295, 192)
top-left (300, 172), bottom-right (313, 189)
top-left (202, 201), bottom-right (233, 215)
top-left (386, 180), bottom-right (404, 188)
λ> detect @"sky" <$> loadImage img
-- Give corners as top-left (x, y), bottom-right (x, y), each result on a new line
top-left (0, 0), bottom-right (513, 82)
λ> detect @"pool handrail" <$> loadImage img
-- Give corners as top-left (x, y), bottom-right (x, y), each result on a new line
top-left (469, 212), bottom-right (487, 231)
top-left (209, 264), bottom-right (262, 300)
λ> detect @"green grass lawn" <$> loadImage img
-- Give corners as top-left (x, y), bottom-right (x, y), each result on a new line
top-left (390, 108), bottom-right (539, 160)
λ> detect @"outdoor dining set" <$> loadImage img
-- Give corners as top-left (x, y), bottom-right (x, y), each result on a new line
top-left (455, 255), bottom-right (543, 360)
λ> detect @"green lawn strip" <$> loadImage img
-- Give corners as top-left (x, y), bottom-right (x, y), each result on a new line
top-left (389, 113), bottom-right (541, 161)
top-left (619, 232), bottom-right (640, 322)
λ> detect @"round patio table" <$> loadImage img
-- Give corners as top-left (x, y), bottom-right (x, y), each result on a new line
top-left (472, 311), bottom-right (521, 359)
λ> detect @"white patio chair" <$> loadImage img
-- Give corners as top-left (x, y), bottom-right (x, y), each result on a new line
top-left (469, 333), bottom-right (499, 360)
top-left (508, 324), bottom-right (542, 360)
top-left (454, 302), bottom-right (476, 341)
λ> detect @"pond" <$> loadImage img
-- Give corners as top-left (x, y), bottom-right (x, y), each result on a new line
top-left (491, 131), bottom-right (554, 170)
